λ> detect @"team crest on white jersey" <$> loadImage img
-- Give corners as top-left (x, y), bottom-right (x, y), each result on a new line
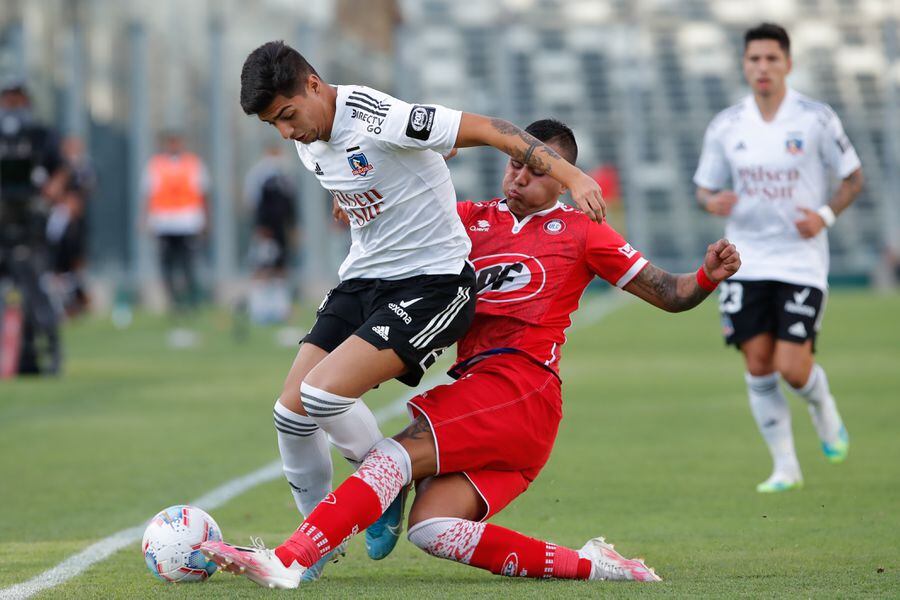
top-left (785, 132), bottom-right (804, 155)
top-left (472, 253), bottom-right (546, 303)
top-left (348, 152), bottom-right (374, 177)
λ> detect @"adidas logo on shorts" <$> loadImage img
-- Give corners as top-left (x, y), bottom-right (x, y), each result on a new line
top-left (787, 321), bottom-right (807, 338)
top-left (372, 325), bottom-right (390, 341)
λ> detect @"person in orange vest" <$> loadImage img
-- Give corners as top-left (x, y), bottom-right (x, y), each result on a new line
top-left (141, 132), bottom-right (209, 313)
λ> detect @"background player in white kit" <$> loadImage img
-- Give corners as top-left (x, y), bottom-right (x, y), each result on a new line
top-left (694, 23), bottom-right (864, 493)
top-left (238, 41), bottom-right (607, 575)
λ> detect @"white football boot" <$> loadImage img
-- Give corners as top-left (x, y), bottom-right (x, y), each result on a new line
top-left (200, 537), bottom-right (304, 589)
top-left (578, 537), bottom-right (662, 582)
top-left (756, 471), bottom-right (803, 493)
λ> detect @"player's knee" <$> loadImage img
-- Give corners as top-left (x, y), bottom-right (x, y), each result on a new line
top-left (276, 392), bottom-right (306, 416)
top-left (744, 353), bottom-right (775, 375)
top-left (407, 517), bottom-right (460, 556)
top-left (778, 365), bottom-right (810, 389)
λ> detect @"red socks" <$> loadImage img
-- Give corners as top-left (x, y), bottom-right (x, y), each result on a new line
top-left (276, 476), bottom-right (382, 568)
top-left (470, 523), bottom-right (593, 579)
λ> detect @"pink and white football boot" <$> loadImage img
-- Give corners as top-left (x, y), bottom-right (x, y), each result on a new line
top-left (200, 537), bottom-right (304, 589)
top-left (578, 537), bottom-right (662, 582)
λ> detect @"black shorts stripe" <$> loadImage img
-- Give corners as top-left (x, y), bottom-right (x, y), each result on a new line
top-left (410, 286), bottom-right (470, 349)
top-left (414, 290), bottom-right (469, 350)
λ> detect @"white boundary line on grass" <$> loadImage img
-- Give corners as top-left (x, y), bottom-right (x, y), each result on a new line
top-left (0, 293), bottom-right (627, 600)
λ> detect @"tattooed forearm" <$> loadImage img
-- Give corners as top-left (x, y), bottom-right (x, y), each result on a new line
top-left (625, 263), bottom-right (710, 312)
top-left (489, 118), bottom-right (560, 173)
top-left (393, 415), bottom-right (432, 443)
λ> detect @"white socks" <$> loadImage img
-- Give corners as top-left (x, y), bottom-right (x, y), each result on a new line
top-left (789, 364), bottom-right (843, 446)
top-left (300, 382), bottom-right (384, 464)
top-left (746, 372), bottom-right (801, 480)
top-left (273, 400), bottom-right (333, 517)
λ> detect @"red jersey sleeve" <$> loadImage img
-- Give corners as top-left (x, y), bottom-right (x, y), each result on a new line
top-left (584, 221), bottom-right (648, 288)
top-left (456, 201), bottom-right (475, 225)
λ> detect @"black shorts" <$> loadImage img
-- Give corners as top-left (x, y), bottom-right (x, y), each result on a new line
top-left (303, 265), bottom-right (476, 386)
top-left (718, 279), bottom-right (827, 350)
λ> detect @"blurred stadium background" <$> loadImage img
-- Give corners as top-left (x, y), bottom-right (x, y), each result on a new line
top-left (2, 2), bottom-right (900, 597)
top-left (1, 0), bottom-right (898, 307)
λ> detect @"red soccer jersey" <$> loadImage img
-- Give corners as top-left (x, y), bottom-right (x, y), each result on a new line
top-left (454, 199), bottom-right (648, 376)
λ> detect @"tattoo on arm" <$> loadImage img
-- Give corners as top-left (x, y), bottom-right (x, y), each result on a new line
top-left (393, 415), bottom-right (432, 443)
top-left (626, 263), bottom-right (710, 313)
top-left (489, 118), bottom-right (561, 173)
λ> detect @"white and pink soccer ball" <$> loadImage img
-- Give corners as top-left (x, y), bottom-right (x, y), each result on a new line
top-left (142, 505), bottom-right (222, 583)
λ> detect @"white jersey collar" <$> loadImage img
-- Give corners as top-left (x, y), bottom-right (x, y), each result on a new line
top-left (498, 199), bottom-right (564, 234)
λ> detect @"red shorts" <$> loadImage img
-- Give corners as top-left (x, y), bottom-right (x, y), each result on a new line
top-left (407, 353), bottom-right (562, 520)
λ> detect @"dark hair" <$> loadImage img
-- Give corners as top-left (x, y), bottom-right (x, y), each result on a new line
top-left (240, 41), bottom-right (319, 115)
top-left (525, 118), bottom-right (578, 164)
top-left (744, 23), bottom-right (790, 55)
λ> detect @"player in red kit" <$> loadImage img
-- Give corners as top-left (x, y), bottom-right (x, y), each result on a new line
top-left (202, 119), bottom-right (741, 587)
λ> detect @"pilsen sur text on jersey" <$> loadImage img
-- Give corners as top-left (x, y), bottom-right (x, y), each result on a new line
top-left (736, 166), bottom-right (801, 200)
top-left (330, 187), bottom-right (385, 226)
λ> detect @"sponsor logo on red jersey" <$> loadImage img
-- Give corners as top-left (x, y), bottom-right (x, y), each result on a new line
top-left (472, 253), bottom-right (546, 303)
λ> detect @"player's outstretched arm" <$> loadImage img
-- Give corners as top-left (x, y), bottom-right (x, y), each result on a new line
top-left (454, 113), bottom-right (606, 222)
top-left (623, 239), bottom-right (740, 312)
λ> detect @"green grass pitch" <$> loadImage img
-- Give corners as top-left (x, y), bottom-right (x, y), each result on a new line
top-left (1, 291), bottom-right (898, 598)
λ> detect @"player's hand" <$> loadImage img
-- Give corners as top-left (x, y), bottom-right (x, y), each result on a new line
top-left (443, 148), bottom-right (458, 161)
top-left (705, 190), bottom-right (738, 216)
top-left (794, 207), bottom-right (826, 238)
top-left (332, 197), bottom-right (349, 226)
top-left (702, 238), bottom-right (740, 283)
top-left (568, 172), bottom-right (606, 223)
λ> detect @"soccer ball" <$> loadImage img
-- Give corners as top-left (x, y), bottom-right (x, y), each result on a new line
top-left (141, 505), bottom-right (223, 583)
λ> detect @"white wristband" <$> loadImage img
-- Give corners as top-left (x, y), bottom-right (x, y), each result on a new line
top-left (817, 205), bottom-right (836, 228)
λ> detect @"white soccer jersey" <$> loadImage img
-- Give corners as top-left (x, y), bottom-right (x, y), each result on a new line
top-left (295, 85), bottom-right (470, 281)
top-left (694, 88), bottom-right (861, 289)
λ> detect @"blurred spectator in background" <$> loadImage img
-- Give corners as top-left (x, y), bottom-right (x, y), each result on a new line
top-left (44, 135), bottom-right (96, 317)
top-left (141, 131), bottom-right (209, 315)
top-left (0, 79), bottom-right (63, 375)
top-left (243, 143), bottom-right (298, 324)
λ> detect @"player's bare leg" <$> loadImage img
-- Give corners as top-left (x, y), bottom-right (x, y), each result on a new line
top-left (741, 333), bottom-right (803, 492)
top-left (406, 474), bottom-right (660, 581)
top-left (776, 340), bottom-right (848, 463)
top-left (299, 335), bottom-right (405, 465)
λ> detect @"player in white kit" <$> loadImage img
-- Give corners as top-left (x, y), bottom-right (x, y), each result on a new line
top-left (238, 41), bottom-right (607, 576)
top-left (694, 24), bottom-right (864, 492)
